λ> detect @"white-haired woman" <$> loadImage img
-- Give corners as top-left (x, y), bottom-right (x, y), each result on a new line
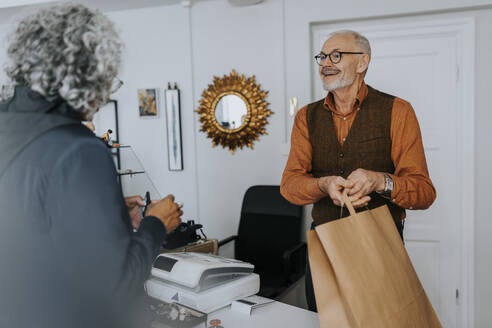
top-left (0, 4), bottom-right (181, 328)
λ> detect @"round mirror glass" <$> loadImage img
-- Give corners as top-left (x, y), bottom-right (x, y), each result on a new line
top-left (214, 94), bottom-right (248, 130)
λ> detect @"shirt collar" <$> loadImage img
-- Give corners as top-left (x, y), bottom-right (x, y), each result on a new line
top-left (324, 81), bottom-right (368, 115)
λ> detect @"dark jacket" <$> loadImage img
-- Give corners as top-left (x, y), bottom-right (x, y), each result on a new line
top-left (0, 86), bottom-right (165, 328)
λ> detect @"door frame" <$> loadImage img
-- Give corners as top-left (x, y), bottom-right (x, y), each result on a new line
top-left (311, 16), bottom-right (475, 327)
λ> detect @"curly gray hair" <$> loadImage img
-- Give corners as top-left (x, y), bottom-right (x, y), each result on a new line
top-left (4, 3), bottom-right (122, 119)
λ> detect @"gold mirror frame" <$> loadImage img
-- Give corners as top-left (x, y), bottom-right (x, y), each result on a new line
top-left (196, 70), bottom-right (272, 154)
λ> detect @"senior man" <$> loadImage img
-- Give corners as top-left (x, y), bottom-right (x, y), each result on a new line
top-left (280, 30), bottom-right (436, 311)
top-left (0, 4), bottom-right (182, 328)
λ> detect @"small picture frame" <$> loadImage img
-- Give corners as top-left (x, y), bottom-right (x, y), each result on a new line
top-left (165, 84), bottom-right (183, 171)
top-left (138, 88), bottom-right (159, 117)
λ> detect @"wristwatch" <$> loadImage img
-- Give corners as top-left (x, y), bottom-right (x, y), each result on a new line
top-left (377, 174), bottom-right (394, 197)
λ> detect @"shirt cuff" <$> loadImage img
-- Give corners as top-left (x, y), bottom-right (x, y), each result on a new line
top-left (139, 216), bottom-right (167, 245)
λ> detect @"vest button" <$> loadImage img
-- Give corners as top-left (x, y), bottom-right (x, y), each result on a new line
top-left (339, 153), bottom-right (344, 158)
top-left (339, 170), bottom-right (345, 175)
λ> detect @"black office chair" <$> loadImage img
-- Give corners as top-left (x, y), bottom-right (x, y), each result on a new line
top-left (218, 185), bottom-right (306, 299)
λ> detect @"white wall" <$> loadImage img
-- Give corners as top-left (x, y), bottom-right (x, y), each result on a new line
top-left (108, 1), bottom-right (287, 236)
top-left (107, 6), bottom-right (199, 219)
top-left (0, 0), bottom-right (491, 325)
top-left (0, 24), bottom-right (10, 84)
top-left (472, 9), bottom-right (492, 328)
top-left (190, 0), bottom-right (286, 246)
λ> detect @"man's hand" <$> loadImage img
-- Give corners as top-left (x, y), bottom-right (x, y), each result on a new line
top-left (346, 168), bottom-right (386, 206)
top-left (318, 176), bottom-right (355, 207)
top-left (125, 195), bottom-right (146, 229)
top-left (146, 194), bottom-right (182, 233)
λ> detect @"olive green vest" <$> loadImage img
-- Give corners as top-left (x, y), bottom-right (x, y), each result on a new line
top-left (306, 85), bottom-right (405, 226)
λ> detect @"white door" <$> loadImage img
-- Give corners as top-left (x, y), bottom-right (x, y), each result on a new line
top-left (311, 17), bottom-right (475, 328)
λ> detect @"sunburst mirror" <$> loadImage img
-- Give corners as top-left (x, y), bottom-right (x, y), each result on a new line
top-left (196, 70), bottom-right (272, 154)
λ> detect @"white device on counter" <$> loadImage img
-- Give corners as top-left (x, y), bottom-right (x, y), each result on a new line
top-left (146, 252), bottom-right (260, 313)
top-left (231, 295), bottom-right (275, 315)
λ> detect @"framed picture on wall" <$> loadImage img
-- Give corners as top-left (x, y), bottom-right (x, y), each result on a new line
top-left (165, 84), bottom-right (183, 171)
top-left (138, 88), bottom-right (159, 117)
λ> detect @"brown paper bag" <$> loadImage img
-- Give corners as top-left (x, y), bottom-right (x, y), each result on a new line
top-left (307, 192), bottom-right (442, 328)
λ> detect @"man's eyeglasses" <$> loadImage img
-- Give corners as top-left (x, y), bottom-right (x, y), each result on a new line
top-left (110, 77), bottom-right (124, 94)
top-left (314, 50), bottom-right (364, 65)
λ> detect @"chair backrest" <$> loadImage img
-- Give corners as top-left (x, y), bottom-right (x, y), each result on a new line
top-left (235, 185), bottom-right (303, 272)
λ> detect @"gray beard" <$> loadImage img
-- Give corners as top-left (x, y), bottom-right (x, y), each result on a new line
top-left (323, 75), bottom-right (355, 92)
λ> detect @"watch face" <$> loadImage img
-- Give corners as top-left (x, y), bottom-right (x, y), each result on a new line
top-left (386, 175), bottom-right (394, 192)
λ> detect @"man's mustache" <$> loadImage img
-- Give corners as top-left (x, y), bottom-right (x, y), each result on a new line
top-left (321, 67), bottom-right (341, 75)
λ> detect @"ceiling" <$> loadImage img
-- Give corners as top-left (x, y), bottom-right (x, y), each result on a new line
top-left (0, 0), bottom-right (200, 24)
top-left (0, 0), bottom-right (217, 12)
top-left (0, 0), bottom-right (55, 9)
top-left (0, 0), bottom-right (263, 26)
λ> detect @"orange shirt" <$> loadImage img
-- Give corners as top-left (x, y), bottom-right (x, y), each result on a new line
top-left (280, 82), bottom-right (436, 213)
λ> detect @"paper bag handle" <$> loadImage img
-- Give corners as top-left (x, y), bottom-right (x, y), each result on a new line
top-left (341, 189), bottom-right (357, 217)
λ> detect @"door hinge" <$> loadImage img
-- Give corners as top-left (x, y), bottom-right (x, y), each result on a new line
top-left (456, 288), bottom-right (459, 299)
